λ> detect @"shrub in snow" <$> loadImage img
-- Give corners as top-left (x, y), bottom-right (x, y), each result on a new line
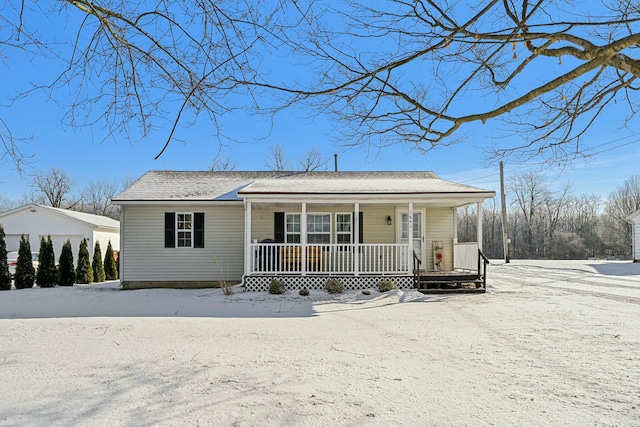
top-left (92, 241), bottom-right (106, 283)
top-left (36, 236), bottom-right (57, 288)
top-left (58, 239), bottom-right (75, 286)
top-left (324, 278), bottom-right (344, 294)
top-left (104, 241), bottom-right (118, 281)
top-left (14, 235), bottom-right (35, 289)
top-left (377, 280), bottom-right (396, 292)
top-left (299, 288), bottom-right (310, 296)
top-left (76, 238), bottom-right (93, 284)
top-left (0, 225), bottom-right (11, 290)
top-left (268, 278), bottom-right (286, 294)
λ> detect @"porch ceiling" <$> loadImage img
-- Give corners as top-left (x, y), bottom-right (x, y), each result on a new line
top-left (248, 196), bottom-right (488, 209)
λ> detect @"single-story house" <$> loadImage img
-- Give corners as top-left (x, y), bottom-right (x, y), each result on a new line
top-left (112, 171), bottom-right (495, 291)
top-left (0, 204), bottom-right (120, 259)
top-left (626, 209), bottom-right (640, 262)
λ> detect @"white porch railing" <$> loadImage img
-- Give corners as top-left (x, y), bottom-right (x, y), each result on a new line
top-left (249, 243), bottom-right (410, 275)
top-left (454, 242), bottom-right (479, 270)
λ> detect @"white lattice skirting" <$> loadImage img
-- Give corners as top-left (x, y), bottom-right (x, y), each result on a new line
top-left (243, 275), bottom-right (414, 292)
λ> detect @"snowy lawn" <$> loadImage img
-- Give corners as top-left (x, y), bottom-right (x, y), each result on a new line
top-left (1, 260), bottom-right (639, 426)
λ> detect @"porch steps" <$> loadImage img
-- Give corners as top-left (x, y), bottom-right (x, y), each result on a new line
top-left (417, 286), bottom-right (485, 294)
top-left (414, 270), bottom-right (485, 294)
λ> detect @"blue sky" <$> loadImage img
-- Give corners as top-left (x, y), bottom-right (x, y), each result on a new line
top-left (1, 2), bottom-right (639, 203)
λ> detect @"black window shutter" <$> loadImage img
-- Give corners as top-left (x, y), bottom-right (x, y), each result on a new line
top-left (165, 212), bottom-right (175, 248)
top-left (352, 212), bottom-right (364, 243)
top-left (274, 212), bottom-right (285, 243)
top-left (194, 212), bottom-right (205, 248)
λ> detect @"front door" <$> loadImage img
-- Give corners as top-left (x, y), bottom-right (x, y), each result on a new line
top-left (397, 209), bottom-right (426, 263)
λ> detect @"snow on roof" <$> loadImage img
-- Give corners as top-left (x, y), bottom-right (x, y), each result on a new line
top-left (113, 171), bottom-right (289, 201)
top-left (112, 170), bottom-right (494, 202)
top-left (0, 204), bottom-right (119, 229)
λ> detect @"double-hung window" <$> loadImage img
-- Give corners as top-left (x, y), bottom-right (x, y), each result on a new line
top-left (285, 213), bottom-right (301, 243)
top-left (307, 213), bottom-right (331, 244)
top-left (176, 213), bottom-right (193, 247)
top-left (165, 212), bottom-right (205, 248)
top-left (284, 213), bottom-right (331, 244)
top-left (335, 213), bottom-right (352, 245)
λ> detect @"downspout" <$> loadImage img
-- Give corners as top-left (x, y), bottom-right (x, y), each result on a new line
top-left (354, 202), bottom-right (360, 276)
top-left (243, 200), bottom-right (252, 280)
top-left (119, 205), bottom-right (124, 286)
top-left (301, 202), bottom-right (307, 276)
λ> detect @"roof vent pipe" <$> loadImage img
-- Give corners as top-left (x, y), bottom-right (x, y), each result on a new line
top-left (334, 153), bottom-right (338, 172)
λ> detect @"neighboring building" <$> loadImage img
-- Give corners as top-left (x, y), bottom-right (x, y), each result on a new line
top-left (0, 204), bottom-right (120, 259)
top-left (626, 209), bottom-right (640, 262)
top-left (113, 171), bottom-right (495, 291)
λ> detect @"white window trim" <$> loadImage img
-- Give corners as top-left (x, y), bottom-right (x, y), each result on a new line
top-left (285, 212), bottom-right (301, 244)
top-left (176, 212), bottom-right (194, 248)
top-left (306, 212), bottom-right (332, 244)
top-left (335, 212), bottom-right (352, 245)
top-left (285, 212), bottom-right (334, 244)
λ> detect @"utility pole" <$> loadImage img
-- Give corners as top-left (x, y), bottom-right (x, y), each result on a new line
top-left (500, 161), bottom-right (510, 263)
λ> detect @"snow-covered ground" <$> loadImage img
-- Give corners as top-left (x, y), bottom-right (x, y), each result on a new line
top-left (1, 260), bottom-right (639, 426)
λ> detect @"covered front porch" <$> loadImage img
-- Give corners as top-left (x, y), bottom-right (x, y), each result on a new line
top-left (241, 197), bottom-right (489, 292)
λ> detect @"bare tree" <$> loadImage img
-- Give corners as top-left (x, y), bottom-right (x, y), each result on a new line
top-left (80, 178), bottom-right (120, 219)
top-left (508, 171), bottom-right (550, 256)
top-left (599, 175), bottom-right (640, 257)
top-left (253, 0), bottom-right (640, 163)
top-left (264, 144), bottom-right (290, 171)
top-left (209, 157), bottom-right (237, 172)
top-left (298, 149), bottom-right (328, 172)
top-left (5, 1), bottom-right (639, 168)
top-left (30, 168), bottom-right (78, 208)
top-left (1, 1), bottom-right (284, 167)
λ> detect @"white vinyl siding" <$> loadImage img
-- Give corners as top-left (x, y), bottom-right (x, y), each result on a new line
top-left (120, 204), bottom-right (244, 283)
top-left (632, 219), bottom-right (640, 261)
top-left (425, 207), bottom-right (455, 270)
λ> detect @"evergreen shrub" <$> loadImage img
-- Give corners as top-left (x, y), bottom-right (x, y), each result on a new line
top-left (58, 239), bottom-right (75, 286)
top-left (0, 225), bottom-right (11, 290)
top-left (36, 236), bottom-right (57, 287)
top-left (268, 278), bottom-right (286, 294)
top-left (104, 241), bottom-right (118, 280)
top-left (14, 235), bottom-right (35, 289)
top-left (377, 280), bottom-right (397, 292)
top-left (324, 278), bottom-right (344, 294)
top-left (76, 238), bottom-right (93, 284)
top-left (92, 241), bottom-right (106, 283)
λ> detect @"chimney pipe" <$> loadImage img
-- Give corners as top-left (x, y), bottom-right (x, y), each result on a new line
top-left (334, 153), bottom-right (338, 172)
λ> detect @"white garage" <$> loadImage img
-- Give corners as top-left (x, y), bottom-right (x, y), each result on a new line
top-left (0, 204), bottom-right (119, 259)
top-left (627, 209), bottom-right (640, 262)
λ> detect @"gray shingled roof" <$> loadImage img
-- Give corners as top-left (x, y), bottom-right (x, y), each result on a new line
top-left (112, 170), bottom-right (493, 202)
top-left (0, 204), bottom-right (120, 229)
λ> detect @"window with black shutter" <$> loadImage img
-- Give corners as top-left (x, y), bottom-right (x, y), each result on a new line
top-left (165, 212), bottom-right (204, 248)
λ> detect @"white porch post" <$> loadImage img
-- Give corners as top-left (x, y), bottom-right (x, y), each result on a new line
top-left (244, 201), bottom-right (252, 275)
top-left (477, 201), bottom-right (483, 251)
top-left (354, 202), bottom-right (360, 276)
top-left (301, 202), bottom-right (307, 276)
top-left (408, 202), bottom-right (414, 272)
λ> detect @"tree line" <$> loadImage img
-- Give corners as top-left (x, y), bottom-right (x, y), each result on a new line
top-left (0, 168), bottom-right (132, 220)
top-left (458, 172), bottom-right (640, 260)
